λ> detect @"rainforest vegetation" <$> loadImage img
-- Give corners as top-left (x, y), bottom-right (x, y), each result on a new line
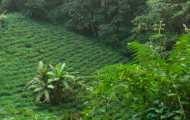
top-left (0, 0), bottom-right (190, 119)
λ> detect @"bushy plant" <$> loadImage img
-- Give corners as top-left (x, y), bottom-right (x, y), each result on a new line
top-left (25, 61), bottom-right (54, 104)
top-left (47, 63), bottom-right (76, 105)
top-left (82, 25), bottom-right (190, 119)
top-left (26, 61), bottom-right (80, 105)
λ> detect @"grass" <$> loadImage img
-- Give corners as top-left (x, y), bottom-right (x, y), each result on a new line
top-left (0, 12), bottom-right (130, 119)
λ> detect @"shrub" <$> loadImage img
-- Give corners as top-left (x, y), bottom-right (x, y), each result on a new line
top-left (82, 25), bottom-right (190, 119)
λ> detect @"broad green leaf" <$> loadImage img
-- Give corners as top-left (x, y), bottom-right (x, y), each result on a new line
top-left (173, 115), bottom-right (182, 120)
top-left (33, 87), bottom-right (43, 92)
top-left (180, 75), bottom-right (189, 82)
top-left (167, 93), bottom-right (176, 97)
top-left (161, 115), bottom-right (167, 119)
top-left (56, 63), bottom-right (61, 77)
top-left (60, 72), bottom-right (67, 78)
top-left (147, 113), bottom-right (157, 118)
top-left (167, 112), bottom-right (175, 117)
top-left (155, 108), bottom-right (164, 113)
top-left (174, 110), bottom-right (183, 115)
top-left (65, 110), bottom-right (70, 118)
top-left (38, 61), bottom-right (43, 72)
top-left (48, 78), bottom-right (59, 83)
top-left (173, 84), bottom-right (179, 88)
top-left (98, 108), bottom-right (105, 113)
top-left (25, 79), bottom-right (36, 88)
top-left (63, 80), bottom-right (70, 89)
top-left (47, 85), bottom-right (54, 89)
top-left (28, 84), bottom-right (41, 89)
top-left (60, 63), bottom-right (66, 74)
top-left (35, 91), bottom-right (44, 104)
top-left (146, 107), bottom-right (157, 111)
top-left (63, 74), bottom-right (75, 79)
top-left (44, 89), bottom-right (50, 102)
top-left (132, 112), bottom-right (143, 118)
top-left (47, 71), bottom-right (56, 76)
top-left (49, 64), bottom-right (56, 74)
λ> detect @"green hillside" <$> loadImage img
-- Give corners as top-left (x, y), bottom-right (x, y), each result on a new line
top-left (0, 13), bottom-right (130, 119)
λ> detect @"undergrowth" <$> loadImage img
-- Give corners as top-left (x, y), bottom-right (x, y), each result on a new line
top-left (82, 22), bottom-right (190, 119)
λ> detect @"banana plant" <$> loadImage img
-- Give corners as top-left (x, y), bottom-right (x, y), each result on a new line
top-left (0, 10), bottom-right (7, 21)
top-left (0, 10), bottom-right (7, 29)
top-left (47, 63), bottom-right (76, 105)
top-left (25, 61), bottom-right (54, 104)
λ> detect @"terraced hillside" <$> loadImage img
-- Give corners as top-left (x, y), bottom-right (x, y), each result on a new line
top-left (0, 13), bottom-right (130, 119)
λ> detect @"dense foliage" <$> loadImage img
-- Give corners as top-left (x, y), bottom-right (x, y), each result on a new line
top-left (83, 25), bottom-right (190, 119)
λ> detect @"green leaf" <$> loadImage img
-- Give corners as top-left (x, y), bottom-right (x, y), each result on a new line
top-left (98, 108), bottom-right (105, 113)
top-left (161, 115), bottom-right (168, 119)
top-left (173, 115), bottom-right (182, 120)
top-left (63, 74), bottom-right (75, 79)
top-left (60, 63), bottom-right (66, 74)
top-left (147, 113), bottom-right (157, 118)
top-left (167, 93), bottom-right (176, 97)
top-left (44, 89), bottom-right (50, 102)
top-left (25, 79), bottom-right (37, 88)
top-left (63, 80), bottom-right (70, 89)
top-left (153, 100), bottom-right (159, 104)
top-left (35, 91), bottom-right (44, 104)
top-left (158, 71), bottom-right (166, 77)
top-left (65, 110), bottom-right (70, 118)
top-left (38, 61), bottom-right (43, 71)
top-left (155, 108), bottom-right (164, 113)
top-left (181, 101), bottom-right (189, 105)
top-left (180, 75), bottom-right (189, 82)
top-left (47, 78), bottom-right (59, 83)
top-left (146, 107), bottom-right (157, 111)
top-left (47, 71), bottom-right (56, 76)
top-left (47, 85), bottom-right (54, 89)
top-left (167, 112), bottom-right (175, 117)
top-left (174, 110), bottom-right (183, 115)
top-left (49, 64), bottom-right (56, 74)
top-left (28, 84), bottom-right (41, 89)
top-left (56, 63), bottom-right (61, 77)
top-left (33, 87), bottom-right (43, 92)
